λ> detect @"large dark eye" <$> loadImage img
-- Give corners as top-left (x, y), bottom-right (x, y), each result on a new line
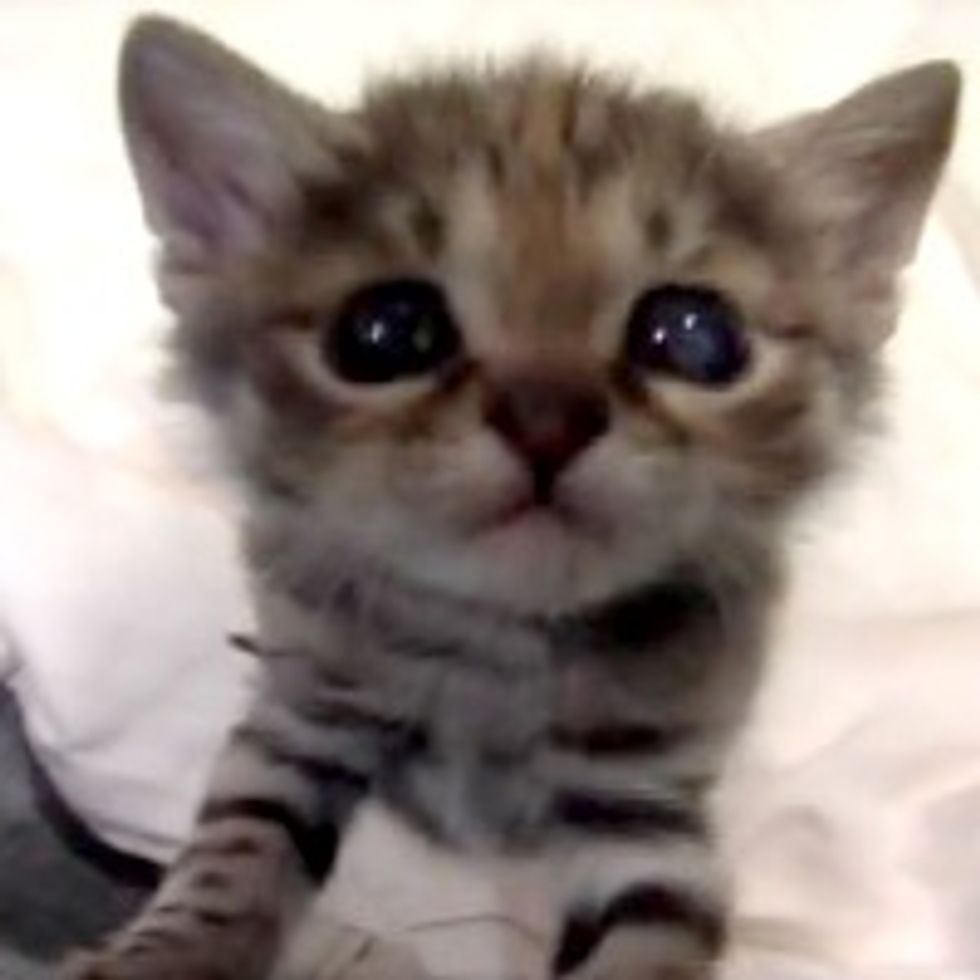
top-left (624, 285), bottom-right (749, 385)
top-left (324, 279), bottom-right (461, 384)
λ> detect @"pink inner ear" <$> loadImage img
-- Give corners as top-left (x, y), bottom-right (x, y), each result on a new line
top-left (157, 162), bottom-right (227, 249)
top-left (147, 143), bottom-right (284, 257)
top-left (132, 79), bottom-right (282, 257)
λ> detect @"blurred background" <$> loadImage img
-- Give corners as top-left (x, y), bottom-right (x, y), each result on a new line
top-left (0, 2), bottom-right (979, 979)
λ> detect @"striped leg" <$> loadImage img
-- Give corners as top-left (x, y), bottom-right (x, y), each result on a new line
top-left (64, 706), bottom-right (371, 980)
top-left (549, 793), bottom-right (727, 979)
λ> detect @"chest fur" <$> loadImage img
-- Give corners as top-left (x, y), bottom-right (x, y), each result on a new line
top-left (260, 577), bottom-right (757, 850)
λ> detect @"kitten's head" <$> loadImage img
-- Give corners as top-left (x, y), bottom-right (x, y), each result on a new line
top-left (119, 17), bottom-right (959, 614)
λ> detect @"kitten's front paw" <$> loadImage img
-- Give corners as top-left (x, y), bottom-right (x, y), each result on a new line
top-left (62, 950), bottom-right (146, 980)
top-left (62, 949), bottom-right (176, 980)
top-left (564, 927), bottom-right (714, 980)
top-left (62, 942), bottom-right (255, 980)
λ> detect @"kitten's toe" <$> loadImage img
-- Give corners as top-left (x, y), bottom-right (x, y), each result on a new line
top-left (61, 948), bottom-right (159, 980)
top-left (62, 950), bottom-right (112, 980)
top-left (563, 926), bottom-right (714, 980)
top-left (62, 944), bottom-right (240, 980)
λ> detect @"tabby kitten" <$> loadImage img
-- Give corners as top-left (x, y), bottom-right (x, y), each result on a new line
top-left (70, 15), bottom-right (958, 980)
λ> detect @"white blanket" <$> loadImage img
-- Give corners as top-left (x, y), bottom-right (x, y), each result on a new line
top-left (2, 1), bottom-right (980, 977)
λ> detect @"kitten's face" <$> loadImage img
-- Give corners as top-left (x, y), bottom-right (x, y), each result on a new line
top-left (120, 20), bottom-right (959, 613)
top-left (232, 105), bottom-right (835, 612)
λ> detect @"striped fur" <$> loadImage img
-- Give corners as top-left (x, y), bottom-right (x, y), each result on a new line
top-left (70, 16), bottom-right (958, 980)
top-left (72, 568), bottom-right (756, 980)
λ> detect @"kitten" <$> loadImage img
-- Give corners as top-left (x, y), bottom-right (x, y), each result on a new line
top-left (69, 15), bottom-right (959, 980)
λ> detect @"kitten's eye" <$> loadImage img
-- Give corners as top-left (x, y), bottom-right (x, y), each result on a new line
top-left (324, 279), bottom-right (460, 384)
top-left (624, 285), bottom-right (749, 385)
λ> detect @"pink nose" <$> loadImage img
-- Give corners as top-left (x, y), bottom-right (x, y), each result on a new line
top-left (484, 377), bottom-right (609, 494)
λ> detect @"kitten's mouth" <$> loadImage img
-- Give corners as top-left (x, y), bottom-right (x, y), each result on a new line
top-left (475, 488), bottom-right (599, 537)
top-left (493, 497), bottom-right (572, 527)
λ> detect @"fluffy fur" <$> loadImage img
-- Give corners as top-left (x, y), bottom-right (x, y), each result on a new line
top-left (68, 15), bottom-right (958, 980)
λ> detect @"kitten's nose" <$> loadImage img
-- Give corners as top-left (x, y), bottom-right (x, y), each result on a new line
top-left (484, 377), bottom-right (610, 494)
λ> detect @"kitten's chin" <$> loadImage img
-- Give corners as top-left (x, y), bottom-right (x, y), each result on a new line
top-left (387, 509), bottom-right (657, 616)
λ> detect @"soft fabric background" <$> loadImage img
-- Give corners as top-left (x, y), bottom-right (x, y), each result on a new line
top-left (1, 1), bottom-right (979, 978)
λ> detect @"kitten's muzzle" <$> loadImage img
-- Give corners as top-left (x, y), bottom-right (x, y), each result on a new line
top-left (484, 376), bottom-right (609, 500)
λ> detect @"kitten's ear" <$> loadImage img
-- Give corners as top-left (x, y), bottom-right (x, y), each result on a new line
top-left (119, 16), bottom-right (358, 260)
top-left (761, 61), bottom-right (960, 291)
